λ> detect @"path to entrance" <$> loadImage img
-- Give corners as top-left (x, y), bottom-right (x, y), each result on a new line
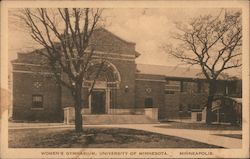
top-left (99, 124), bottom-right (242, 149)
top-left (9, 123), bottom-right (242, 148)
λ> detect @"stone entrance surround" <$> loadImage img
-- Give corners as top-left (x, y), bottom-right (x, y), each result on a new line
top-left (63, 107), bottom-right (158, 124)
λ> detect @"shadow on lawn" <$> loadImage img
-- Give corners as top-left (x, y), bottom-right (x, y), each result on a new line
top-left (9, 127), bottom-right (223, 148)
top-left (213, 134), bottom-right (242, 139)
top-left (158, 122), bottom-right (242, 131)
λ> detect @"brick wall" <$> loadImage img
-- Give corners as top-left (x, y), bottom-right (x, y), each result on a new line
top-left (12, 71), bottom-right (62, 121)
top-left (59, 58), bottom-right (136, 110)
top-left (162, 92), bottom-right (208, 120)
top-left (90, 28), bottom-right (136, 55)
top-left (111, 59), bottom-right (136, 109)
top-left (135, 74), bottom-right (165, 113)
top-left (163, 93), bottom-right (181, 119)
top-left (11, 28), bottom-right (242, 122)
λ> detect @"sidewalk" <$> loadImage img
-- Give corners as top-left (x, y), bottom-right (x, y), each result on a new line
top-left (88, 124), bottom-right (242, 148)
top-left (110, 124), bottom-right (242, 148)
top-left (8, 122), bottom-right (242, 148)
top-left (8, 122), bottom-right (73, 129)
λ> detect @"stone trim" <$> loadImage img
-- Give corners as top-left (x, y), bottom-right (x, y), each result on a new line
top-left (30, 108), bottom-right (44, 110)
top-left (12, 63), bottom-right (43, 67)
top-left (92, 55), bottom-right (134, 61)
top-left (12, 70), bottom-right (54, 75)
top-left (135, 78), bottom-right (166, 82)
top-left (88, 88), bottom-right (111, 114)
top-left (13, 50), bottom-right (135, 65)
top-left (88, 59), bottom-right (122, 82)
top-left (90, 50), bottom-right (136, 58)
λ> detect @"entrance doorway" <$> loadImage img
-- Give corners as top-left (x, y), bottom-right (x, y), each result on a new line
top-left (91, 90), bottom-right (106, 114)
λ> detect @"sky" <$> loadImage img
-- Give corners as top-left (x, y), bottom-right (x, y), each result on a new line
top-left (104, 8), bottom-right (223, 66)
top-left (8, 8), bottom-right (241, 77)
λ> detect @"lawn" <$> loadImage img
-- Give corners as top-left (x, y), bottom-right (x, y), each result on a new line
top-left (157, 121), bottom-right (241, 131)
top-left (9, 127), bottom-right (222, 148)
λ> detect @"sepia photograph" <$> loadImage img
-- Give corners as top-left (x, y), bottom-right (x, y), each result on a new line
top-left (0, 0), bottom-right (249, 158)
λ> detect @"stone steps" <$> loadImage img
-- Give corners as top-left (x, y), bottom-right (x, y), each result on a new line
top-left (82, 114), bottom-right (159, 125)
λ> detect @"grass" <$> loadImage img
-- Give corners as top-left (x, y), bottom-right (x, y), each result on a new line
top-left (9, 127), bottom-right (223, 148)
top-left (157, 121), bottom-right (242, 131)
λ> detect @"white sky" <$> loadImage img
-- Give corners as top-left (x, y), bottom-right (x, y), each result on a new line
top-left (8, 8), bottom-right (240, 74)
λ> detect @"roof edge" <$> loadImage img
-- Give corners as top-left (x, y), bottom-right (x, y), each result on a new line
top-left (97, 28), bottom-right (136, 45)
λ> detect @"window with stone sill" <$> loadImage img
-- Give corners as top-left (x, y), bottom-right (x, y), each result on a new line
top-left (198, 82), bottom-right (209, 93)
top-left (179, 104), bottom-right (183, 111)
top-left (181, 81), bottom-right (198, 93)
top-left (144, 98), bottom-right (153, 108)
top-left (187, 104), bottom-right (191, 111)
top-left (165, 90), bottom-right (175, 94)
top-left (165, 80), bottom-right (180, 94)
top-left (32, 95), bottom-right (43, 109)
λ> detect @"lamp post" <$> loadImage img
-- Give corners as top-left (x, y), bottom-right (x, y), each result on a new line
top-left (71, 82), bottom-right (76, 96)
top-left (125, 85), bottom-right (129, 92)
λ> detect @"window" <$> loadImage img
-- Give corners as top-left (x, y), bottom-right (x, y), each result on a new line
top-left (165, 80), bottom-right (180, 94)
top-left (183, 82), bottom-right (189, 92)
top-left (179, 104), bottom-right (183, 111)
top-left (165, 80), bottom-right (170, 85)
top-left (228, 81), bottom-right (237, 95)
top-left (216, 82), bottom-right (226, 95)
top-left (188, 104), bottom-right (200, 111)
top-left (199, 82), bottom-right (209, 93)
top-left (180, 81), bottom-right (186, 92)
top-left (197, 82), bottom-right (201, 93)
top-left (32, 95), bottom-right (43, 108)
top-left (144, 98), bottom-right (153, 108)
top-left (165, 90), bottom-right (175, 94)
top-left (187, 104), bottom-right (191, 111)
top-left (181, 81), bottom-right (198, 93)
top-left (193, 104), bottom-right (200, 109)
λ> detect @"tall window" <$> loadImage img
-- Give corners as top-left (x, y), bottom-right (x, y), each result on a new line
top-left (216, 82), bottom-right (226, 95)
top-left (165, 80), bottom-right (180, 94)
top-left (198, 82), bottom-right (209, 93)
top-left (179, 104), bottom-right (183, 111)
top-left (180, 81), bottom-right (186, 92)
top-left (32, 95), bottom-right (43, 108)
top-left (144, 98), bottom-right (153, 108)
top-left (197, 81), bottom-right (201, 93)
top-left (228, 81), bottom-right (237, 95)
top-left (181, 81), bottom-right (198, 93)
top-left (187, 104), bottom-right (191, 111)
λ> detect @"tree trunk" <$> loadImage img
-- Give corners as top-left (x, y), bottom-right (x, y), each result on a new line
top-left (206, 79), bottom-right (216, 125)
top-left (74, 83), bottom-right (83, 132)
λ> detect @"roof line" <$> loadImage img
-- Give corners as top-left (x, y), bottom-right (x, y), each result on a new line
top-left (98, 27), bottom-right (136, 45)
top-left (136, 63), bottom-right (201, 70)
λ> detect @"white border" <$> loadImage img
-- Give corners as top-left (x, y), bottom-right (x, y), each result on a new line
top-left (1, 1), bottom-right (249, 159)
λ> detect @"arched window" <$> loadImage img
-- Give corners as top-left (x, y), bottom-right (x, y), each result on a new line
top-left (86, 60), bottom-right (121, 83)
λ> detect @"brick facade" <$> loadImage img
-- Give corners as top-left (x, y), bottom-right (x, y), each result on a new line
top-left (135, 74), bottom-right (165, 109)
top-left (11, 28), bottom-right (242, 122)
top-left (12, 68), bottom-right (62, 121)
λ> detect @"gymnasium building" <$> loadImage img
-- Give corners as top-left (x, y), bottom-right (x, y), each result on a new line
top-left (11, 28), bottom-right (242, 124)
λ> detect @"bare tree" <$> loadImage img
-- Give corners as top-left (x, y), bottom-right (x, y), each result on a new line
top-left (16, 8), bottom-right (105, 132)
top-left (163, 10), bottom-right (242, 124)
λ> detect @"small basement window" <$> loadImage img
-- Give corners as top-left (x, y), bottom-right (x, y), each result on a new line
top-left (32, 95), bottom-right (43, 109)
top-left (144, 98), bottom-right (153, 108)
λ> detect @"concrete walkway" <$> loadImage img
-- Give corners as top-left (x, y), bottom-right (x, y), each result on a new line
top-left (103, 124), bottom-right (242, 149)
top-left (8, 123), bottom-right (242, 148)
